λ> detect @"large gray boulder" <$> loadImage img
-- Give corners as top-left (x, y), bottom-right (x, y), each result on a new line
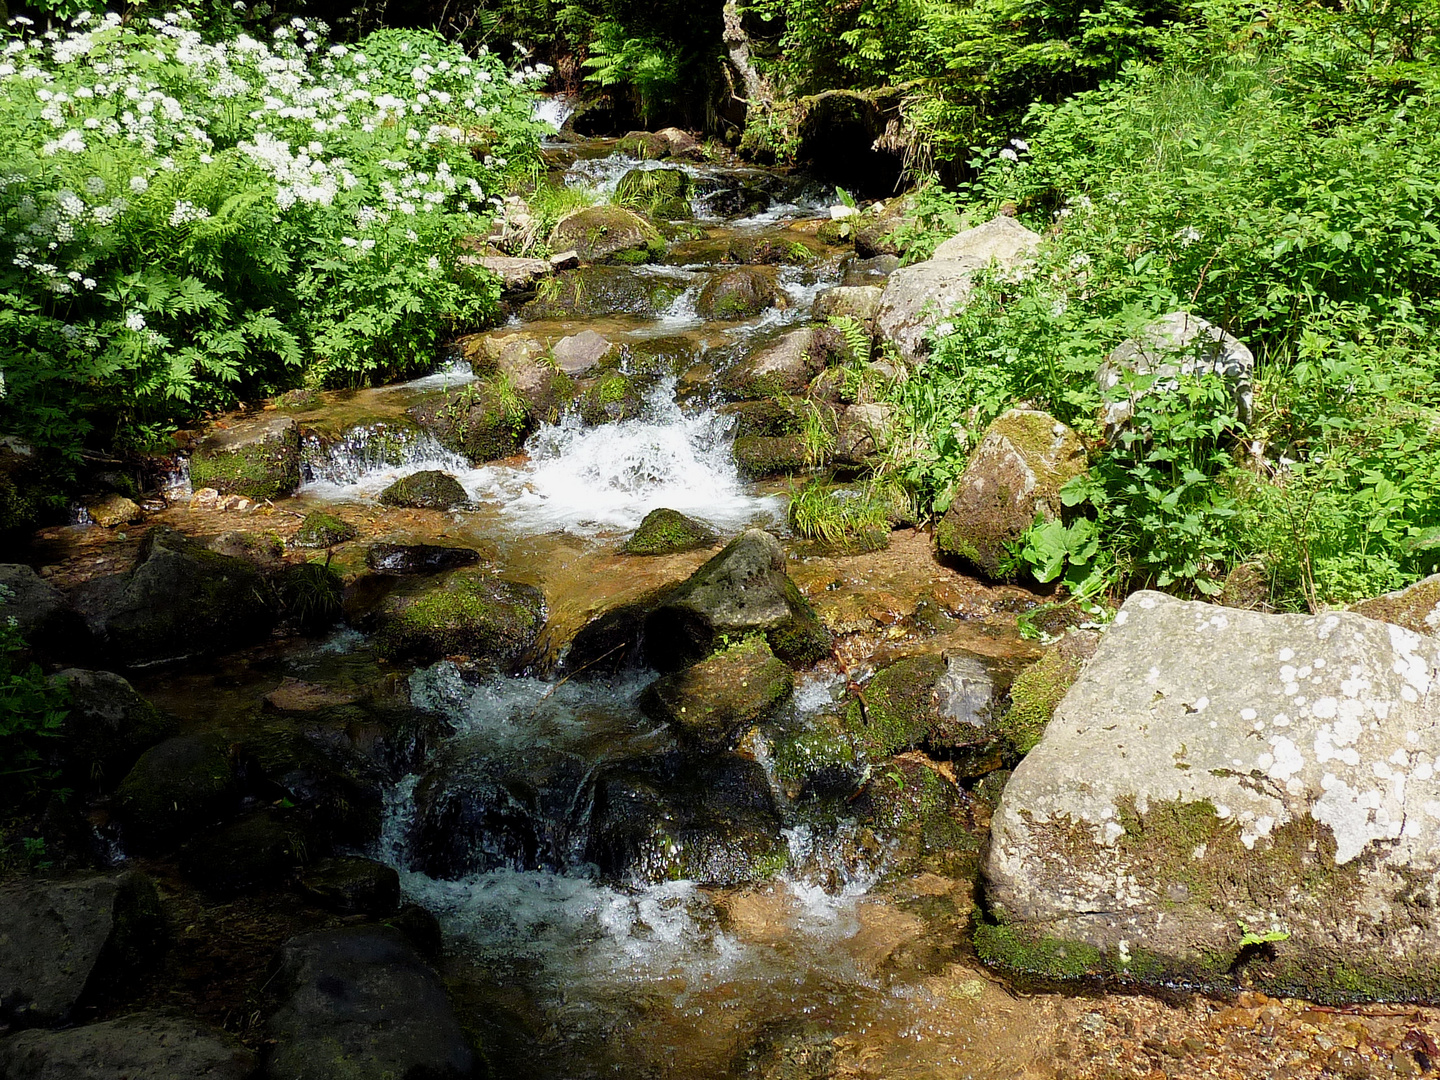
top-left (1096, 311), bottom-right (1255, 430)
top-left (876, 216), bottom-right (1040, 363)
top-left (264, 926), bottom-right (476, 1080)
top-left (547, 205), bottom-right (665, 264)
top-left (0, 872), bottom-right (164, 1029)
top-left (0, 1012), bottom-right (253, 1080)
top-left (981, 591), bottom-right (1440, 1000)
top-left (933, 409), bottom-right (1087, 579)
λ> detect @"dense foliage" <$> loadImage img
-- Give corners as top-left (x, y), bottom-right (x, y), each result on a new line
top-left (885, 0), bottom-right (1440, 609)
top-left (0, 8), bottom-right (545, 460)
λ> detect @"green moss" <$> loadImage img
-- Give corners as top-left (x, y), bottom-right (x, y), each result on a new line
top-left (974, 921), bottom-right (1105, 979)
top-left (732, 434), bottom-right (811, 479)
top-left (377, 470), bottom-right (468, 510)
top-left (623, 508), bottom-right (717, 555)
top-left (842, 654), bottom-right (946, 758)
top-left (768, 577), bottom-right (832, 666)
top-left (1002, 650), bottom-right (1082, 753)
top-left (292, 511), bottom-right (356, 549)
top-left (190, 432), bottom-right (300, 501)
top-left (933, 516), bottom-right (984, 564)
top-left (374, 572), bottom-right (544, 664)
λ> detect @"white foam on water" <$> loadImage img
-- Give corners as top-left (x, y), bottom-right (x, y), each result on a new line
top-left (299, 429), bottom-right (470, 497)
top-left (393, 356), bottom-right (477, 391)
top-left (532, 94), bottom-right (576, 131)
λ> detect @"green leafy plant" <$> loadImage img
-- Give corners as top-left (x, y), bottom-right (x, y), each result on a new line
top-left (0, 609), bottom-right (71, 808)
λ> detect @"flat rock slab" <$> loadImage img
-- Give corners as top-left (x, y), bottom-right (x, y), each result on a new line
top-left (462, 254), bottom-right (552, 290)
top-left (0, 1011), bottom-right (254, 1080)
top-left (983, 590), bottom-right (1440, 999)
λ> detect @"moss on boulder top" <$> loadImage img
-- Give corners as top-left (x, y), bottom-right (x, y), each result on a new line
top-left (1350, 573), bottom-right (1440, 637)
top-left (372, 568), bottom-right (545, 668)
top-left (115, 733), bottom-right (239, 853)
top-left (518, 266), bottom-right (685, 321)
top-left (696, 266), bottom-right (779, 320)
top-left (548, 205), bottom-right (666, 264)
top-left (377, 470), bottom-right (469, 511)
top-left (292, 510), bottom-right (357, 549)
top-left (623, 508), bottom-right (718, 556)
top-left (189, 413), bottom-right (301, 501)
top-left (640, 638), bottom-right (795, 750)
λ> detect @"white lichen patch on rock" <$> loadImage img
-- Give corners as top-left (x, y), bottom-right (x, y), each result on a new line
top-left (983, 590), bottom-right (1440, 998)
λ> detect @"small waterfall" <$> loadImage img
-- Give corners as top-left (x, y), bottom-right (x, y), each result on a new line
top-left (532, 94), bottom-right (577, 132)
top-left (300, 423), bottom-right (470, 494)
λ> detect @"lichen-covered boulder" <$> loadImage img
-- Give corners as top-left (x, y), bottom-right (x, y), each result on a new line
top-left (189, 413), bottom-right (301, 501)
top-left (697, 266), bottom-right (779, 320)
top-left (643, 529), bottom-right (830, 670)
top-left (0, 1012), bottom-right (254, 1080)
top-left (115, 733), bottom-right (240, 852)
top-left (100, 527), bottom-right (280, 664)
top-left (1096, 311), bottom-right (1255, 430)
top-left (0, 871), bottom-right (164, 1029)
top-left (548, 205), bottom-right (666, 264)
top-left (615, 166), bottom-right (693, 219)
top-left (519, 265), bottom-right (685, 320)
top-left (49, 668), bottom-right (177, 791)
top-left (641, 638), bottom-right (795, 750)
top-left (550, 329), bottom-right (616, 375)
top-left (933, 409), bottom-right (1087, 579)
top-left (720, 326), bottom-right (844, 399)
top-left (371, 569), bottom-right (545, 667)
top-left (876, 216), bottom-right (1040, 363)
top-left (264, 927), bottom-right (477, 1080)
top-left (377, 470), bottom-right (469, 511)
top-left (622, 508), bottom-right (717, 555)
top-left (585, 752), bottom-right (785, 886)
top-left (0, 563), bottom-right (93, 661)
top-left (981, 591), bottom-right (1440, 999)
top-left (1350, 573), bottom-right (1440, 638)
top-left (292, 510), bottom-right (357, 548)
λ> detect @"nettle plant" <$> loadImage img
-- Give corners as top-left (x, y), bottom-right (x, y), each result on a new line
top-left (0, 9), bottom-right (547, 458)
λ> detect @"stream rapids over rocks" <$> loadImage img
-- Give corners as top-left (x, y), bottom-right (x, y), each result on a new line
top-left (9, 101), bottom-right (1440, 1080)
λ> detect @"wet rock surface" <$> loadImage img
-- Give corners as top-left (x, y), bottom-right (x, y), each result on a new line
top-left (622, 507), bottom-right (718, 555)
top-left (376, 469), bottom-right (469, 511)
top-left (548, 205), bottom-right (666, 264)
top-left (189, 413), bottom-right (301, 502)
top-left (641, 638), bottom-right (795, 749)
top-left (370, 569), bottom-right (545, 666)
top-left (0, 563), bottom-right (93, 660)
top-left (116, 733), bottom-right (240, 852)
top-left (0, 1011), bottom-right (255, 1080)
top-left (365, 542), bottom-right (482, 575)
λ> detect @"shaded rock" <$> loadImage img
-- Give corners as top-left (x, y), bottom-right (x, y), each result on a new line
top-left (623, 508), bottom-right (718, 555)
top-left (0, 442), bottom-right (47, 535)
top-left (720, 326), bottom-right (844, 399)
top-left (0, 871), bottom-right (164, 1029)
top-left (49, 668), bottom-right (177, 792)
top-left (548, 205), bottom-right (666, 264)
top-left (0, 1011), bottom-right (252, 1080)
top-left (408, 382), bottom-right (532, 464)
top-left (372, 568), bottom-right (545, 667)
top-left (82, 493), bottom-right (142, 528)
top-left (275, 561), bottom-right (344, 634)
top-left (656, 127), bottom-right (702, 158)
top-left (876, 216), bottom-right (1041, 363)
top-left (840, 253), bottom-right (900, 287)
top-left (0, 564), bottom-right (92, 661)
top-left (720, 398), bottom-right (805, 438)
top-left (387, 904), bottom-right (443, 959)
top-left (100, 526), bottom-right (280, 665)
top-left (464, 254), bottom-right (551, 291)
top-left (641, 638), bottom-right (795, 750)
top-left (834, 402), bottom-right (894, 467)
top-left (115, 733), bottom-right (239, 852)
top-left (615, 166), bottom-right (693, 219)
top-left (189, 413), bottom-right (301, 501)
top-left (733, 435), bottom-right (813, 479)
top-left (982, 591), bottom-right (1440, 998)
top-left (293, 510), bottom-right (357, 549)
top-left (207, 529), bottom-right (284, 569)
top-left (366, 543), bottom-right (482, 576)
top-left (1097, 310), bottom-right (1255, 430)
top-left (644, 529), bottom-right (830, 670)
top-left (1351, 573), bottom-right (1440, 638)
top-left (813, 284), bottom-right (882, 325)
top-left (265, 926), bottom-right (477, 1080)
top-left (934, 409), bottom-right (1088, 579)
top-left (1001, 629), bottom-right (1100, 755)
top-left (377, 470), bottom-right (469, 511)
top-left (586, 753), bottom-right (785, 886)
top-left (180, 812), bottom-right (307, 897)
top-left (697, 265), bottom-right (779, 320)
top-left (850, 754), bottom-right (980, 877)
top-left (551, 329), bottom-right (616, 374)
top-left (852, 210), bottom-right (905, 259)
top-left (299, 856), bottom-right (401, 917)
top-left (263, 678), bottom-right (361, 713)
top-left (410, 741), bottom-right (585, 879)
top-left (519, 265), bottom-right (685, 320)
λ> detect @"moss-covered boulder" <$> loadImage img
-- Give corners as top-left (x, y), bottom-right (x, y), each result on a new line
top-left (299, 856), bottom-right (401, 917)
top-left (615, 166), bottom-right (693, 219)
top-left (720, 326), bottom-right (845, 399)
top-left (813, 284), bottom-right (883, 325)
top-left (189, 413), bottom-right (301, 501)
top-left (622, 508), bottom-right (717, 555)
top-left (408, 381), bottom-right (532, 464)
top-left (934, 409), bottom-right (1088, 579)
top-left (49, 668), bottom-right (177, 792)
top-left (372, 569), bottom-right (545, 668)
top-left (850, 754), bottom-right (981, 879)
top-left (643, 529), bottom-right (830, 670)
top-left (462, 333), bottom-right (576, 423)
top-left (1001, 630), bottom-right (1099, 755)
top-left (377, 470), bottom-right (469, 511)
top-left (82, 492), bottom-right (142, 529)
top-left (585, 753), bottom-right (786, 887)
top-left (292, 510), bottom-right (357, 549)
top-left (769, 711), bottom-right (867, 802)
top-left (115, 733), bottom-right (240, 853)
top-left (640, 638), bottom-right (795, 750)
top-left (727, 234), bottom-right (815, 266)
top-left (548, 205), bottom-right (666, 264)
top-left (576, 370), bottom-right (656, 425)
top-left (733, 435), bottom-right (812, 479)
top-left (519, 266), bottom-right (685, 320)
top-left (1350, 573), bottom-right (1440, 637)
top-left (719, 398), bottom-right (805, 439)
top-left (99, 527), bottom-right (280, 665)
top-left (982, 590), bottom-right (1440, 1000)
top-left (697, 266), bottom-right (779, 320)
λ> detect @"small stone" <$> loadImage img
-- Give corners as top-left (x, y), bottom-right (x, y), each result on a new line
top-left (190, 487), bottom-right (219, 509)
top-left (622, 508), bottom-right (717, 556)
top-left (291, 510), bottom-right (357, 549)
top-left (377, 470), bottom-right (469, 511)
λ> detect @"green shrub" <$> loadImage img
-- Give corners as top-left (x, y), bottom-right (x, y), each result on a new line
top-left (0, 609), bottom-right (70, 808)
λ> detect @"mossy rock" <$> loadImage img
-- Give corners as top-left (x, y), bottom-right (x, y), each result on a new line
top-left (372, 569), bottom-right (545, 668)
top-left (1349, 573), bottom-right (1440, 637)
top-left (377, 470), bottom-right (469, 511)
top-left (816, 218), bottom-right (855, 246)
top-left (697, 266), bottom-right (779, 320)
top-left (1002, 644), bottom-right (1086, 755)
top-left (50, 668), bottom-right (178, 793)
top-left (622, 508), bottom-right (718, 555)
top-left (615, 167), bottom-right (693, 220)
top-left (548, 205), bottom-right (667, 264)
top-left (292, 510), bottom-right (357, 549)
top-left (518, 266), bottom-right (684, 321)
top-left (576, 370), bottom-right (656, 425)
top-left (769, 712), bottom-right (865, 801)
top-left (189, 414), bottom-right (301, 501)
top-left (640, 638), bottom-right (795, 750)
top-left (408, 382), bottom-right (532, 465)
top-left (276, 561), bottom-right (345, 634)
top-left (299, 856), bottom-right (401, 917)
top-left (115, 733), bottom-right (240, 853)
top-left (733, 435), bottom-right (812, 479)
top-left (719, 398), bottom-right (806, 438)
top-left (727, 235), bottom-right (815, 266)
top-left (852, 754), bottom-right (980, 878)
top-left (842, 654), bottom-right (947, 760)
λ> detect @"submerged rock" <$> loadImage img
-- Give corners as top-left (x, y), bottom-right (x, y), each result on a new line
top-left (1097, 310), bottom-right (1255, 430)
top-left (697, 265), bottom-right (779, 320)
top-left (622, 508), bottom-right (718, 555)
top-left (933, 409), bottom-right (1087, 579)
top-left (265, 926), bottom-right (477, 1080)
top-left (586, 753), bottom-right (785, 886)
top-left (0, 1012), bottom-right (253, 1080)
top-left (643, 529), bottom-right (830, 670)
top-left (548, 205), bottom-right (666, 264)
top-left (641, 638), bottom-right (795, 750)
top-left (0, 871), bottom-right (164, 1029)
top-left (366, 543), bottom-right (482, 576)
top-left (371, 568), bottom-right (545, 668)
top-left (982, 591), bottom-right (1440, 999)
top-left (189, 413), bottom-right (301, 501)
top-left (49, 667), bottom-right (177, 791)
top-left (377, 470), bottom-right (469, 511)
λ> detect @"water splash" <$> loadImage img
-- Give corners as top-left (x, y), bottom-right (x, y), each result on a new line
top-left (300, 424), bottom-right (470, 494)
top-left (532, 94), bottom-right (576, 131)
